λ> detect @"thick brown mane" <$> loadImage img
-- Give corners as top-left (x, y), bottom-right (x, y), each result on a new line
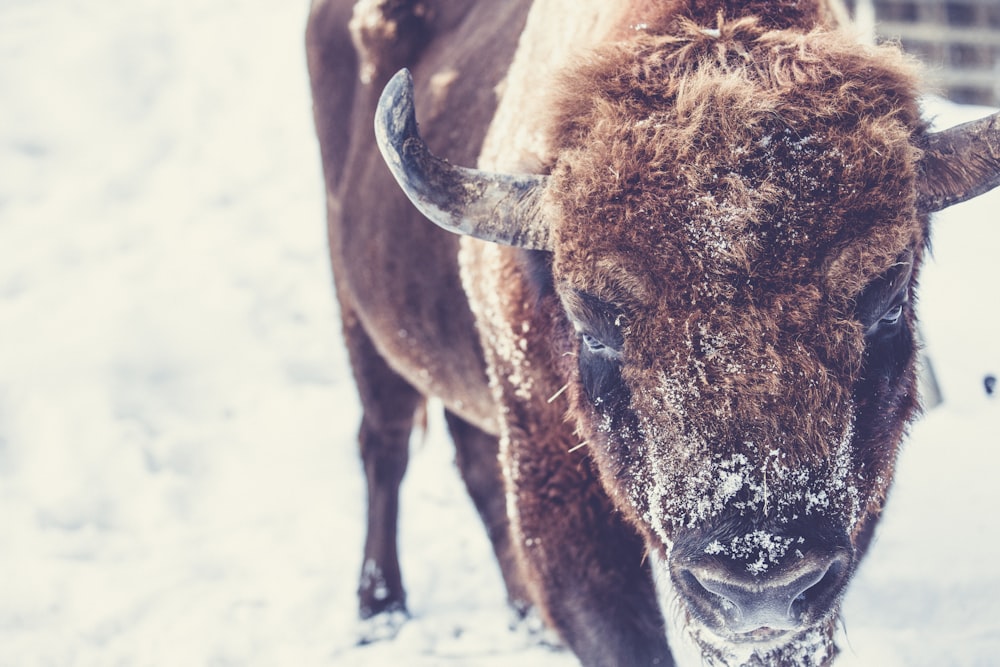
top-left (548, 18), bottom-right (925, 291)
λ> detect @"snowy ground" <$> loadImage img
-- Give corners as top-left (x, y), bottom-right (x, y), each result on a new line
top-left (0, 2), bottom-right (996, 666)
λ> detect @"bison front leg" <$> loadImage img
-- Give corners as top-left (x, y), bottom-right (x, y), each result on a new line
top-left (503, 419), bottom-right (674, 666)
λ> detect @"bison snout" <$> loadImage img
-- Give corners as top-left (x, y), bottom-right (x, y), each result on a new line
top-left (675, 549), bottom-right (849, 638)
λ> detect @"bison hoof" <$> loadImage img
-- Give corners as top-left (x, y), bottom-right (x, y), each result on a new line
top-left (356, 605), bottom-right (409, 645)
top-left (508, 605), bottom-right (562, 650)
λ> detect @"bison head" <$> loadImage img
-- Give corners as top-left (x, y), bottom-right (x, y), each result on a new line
top-left (375, 20), bottom-right (1000, 665)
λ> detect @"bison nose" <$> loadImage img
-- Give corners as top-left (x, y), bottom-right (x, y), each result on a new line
top-left (678, 551), bottom-right (848, 635)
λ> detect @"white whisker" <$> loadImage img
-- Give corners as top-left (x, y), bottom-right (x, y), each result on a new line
top-left (547, 383), bottom-right (569, 403)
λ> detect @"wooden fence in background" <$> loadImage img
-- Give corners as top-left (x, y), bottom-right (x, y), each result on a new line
top-left (849, 0), bottom-right (1000, 105)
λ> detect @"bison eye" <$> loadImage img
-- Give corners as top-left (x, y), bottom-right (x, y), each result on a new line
top-left (856, 251), bottom-right (914, 335)
top-left (575, 326), bottom-right (626, 405)
top-left (879, 303), bottom-right (904, 326)
top-left (865, 300), bottom-right (906, 338)
top-left (580, 331), bottom-right (622, 360)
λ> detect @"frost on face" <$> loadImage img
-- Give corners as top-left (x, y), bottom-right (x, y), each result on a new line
top-left (686, 195), bottom-right (736, 260)
top-left (705, 532), bottom-right (805, 576)
top-left (712, 626), bottom-right (835, 667)
top-left (625, 365), bottom-right (862, 546)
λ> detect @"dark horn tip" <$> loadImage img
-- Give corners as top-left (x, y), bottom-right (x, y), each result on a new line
top-left (382, 68), bottom-right (413, 108)
top-left (375, 69), bottom-right (417, 157)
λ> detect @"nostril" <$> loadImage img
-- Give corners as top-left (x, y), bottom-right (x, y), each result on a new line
top-left (790, 556), bottom-right (846, 620)
top-left (680, 569), bottom-right (740, 616)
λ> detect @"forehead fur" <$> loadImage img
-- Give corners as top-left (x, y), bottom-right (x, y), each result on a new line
top-left (547, 17), bottom-right (926, 304)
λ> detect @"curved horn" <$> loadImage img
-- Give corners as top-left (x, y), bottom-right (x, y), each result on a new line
top-left (374, 69), bottom-right (552, 250)
top-left (918, 110), bottom-right (1000, 213)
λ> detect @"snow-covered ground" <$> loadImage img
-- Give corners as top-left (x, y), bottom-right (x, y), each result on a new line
top-left (0, 2), bottom-right (996, 666)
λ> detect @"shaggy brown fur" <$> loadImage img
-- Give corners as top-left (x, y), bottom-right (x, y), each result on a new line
top-left (546, 16), bottom-right (925, 532)
top-left (621, 0), bottom-right (845, 35)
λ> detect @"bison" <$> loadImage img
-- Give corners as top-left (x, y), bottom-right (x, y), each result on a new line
top-left (306, 1), bottom-right (1000, 665)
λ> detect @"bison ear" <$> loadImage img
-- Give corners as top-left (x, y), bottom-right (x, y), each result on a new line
top-left (374, 69), bottom-right (553, 250)
top-left (917, 110), bottom-right (1000, 213)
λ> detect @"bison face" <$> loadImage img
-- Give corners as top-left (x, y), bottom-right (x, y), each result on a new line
top-left (553, 236), bottom-right (920, 659)
top-left (522, 25), bottom-right (947, 660)
top-left (545, 63), bottom-right (926, 658)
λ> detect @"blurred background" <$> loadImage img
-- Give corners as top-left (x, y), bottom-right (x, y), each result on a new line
top-left (848, 0), bottom-right (1000, 105)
